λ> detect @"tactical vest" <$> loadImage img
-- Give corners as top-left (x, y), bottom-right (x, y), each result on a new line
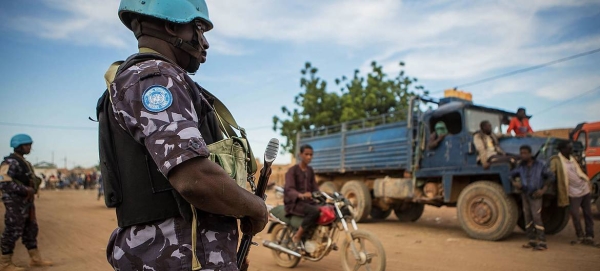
top-left (97, 53), bottom-right (228, 227)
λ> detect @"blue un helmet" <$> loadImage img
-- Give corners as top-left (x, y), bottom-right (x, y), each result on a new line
top-left (10, 134), bottom-right (33, 148)
top-left (118, 0), bottom-right (213, 30)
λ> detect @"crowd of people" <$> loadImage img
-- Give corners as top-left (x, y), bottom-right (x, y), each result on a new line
top-left (39, 172), bottom-right (100, 191)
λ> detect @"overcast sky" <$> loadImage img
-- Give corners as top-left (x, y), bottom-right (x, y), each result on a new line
top-left (0, 0), bottom-right (599, 168)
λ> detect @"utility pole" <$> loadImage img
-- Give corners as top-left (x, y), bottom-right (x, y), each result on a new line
top-left (52, 151), bottom-right (54, 165)
top-left (64, 157), bottom-right (67, 169)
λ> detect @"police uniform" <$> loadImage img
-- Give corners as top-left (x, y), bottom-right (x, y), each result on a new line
top-left (101, 54), bottom-right (240, 271)
top-left (0, 154), bottom-right (38, 255)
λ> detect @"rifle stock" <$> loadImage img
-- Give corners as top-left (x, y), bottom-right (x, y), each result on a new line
top-left (237, 138), bottom-right (278, 270)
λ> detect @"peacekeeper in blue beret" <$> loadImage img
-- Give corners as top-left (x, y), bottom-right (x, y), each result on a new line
top-left (0, 134), bottom-right (53, 271)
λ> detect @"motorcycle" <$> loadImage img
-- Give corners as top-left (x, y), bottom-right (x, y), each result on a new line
top-left (263, 187), bottom-right (386, 271)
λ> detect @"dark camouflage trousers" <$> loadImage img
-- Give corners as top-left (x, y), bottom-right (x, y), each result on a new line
top-left (107, 214), bottom-right (239, 271)
top-left (1, 199), bottom-right (38, 254)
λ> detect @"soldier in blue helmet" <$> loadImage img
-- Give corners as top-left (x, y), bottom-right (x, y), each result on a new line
top-left (98, 1), bottom-right (268, 270)
top-left (0, 134), bottom-right (53, 271)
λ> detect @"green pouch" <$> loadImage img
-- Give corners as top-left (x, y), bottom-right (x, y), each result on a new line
top-left (207, 137), bottom-right (250, 189)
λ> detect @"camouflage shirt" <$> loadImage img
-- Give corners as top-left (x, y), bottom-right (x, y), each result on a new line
top-left (0, 154), bottom-right (32, 203)
top-left (106, 58), bottom-right (239, 271)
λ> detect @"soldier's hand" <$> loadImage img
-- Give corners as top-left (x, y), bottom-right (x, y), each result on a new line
top-left (240, 197), bottom-right (268, 236)
top-left (25, 187), bottom-right (35, 200)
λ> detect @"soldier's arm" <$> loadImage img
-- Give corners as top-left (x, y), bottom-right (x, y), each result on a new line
top-left (0, 160), bottom-right (31, 197)
top-left (169, 158), bottom-right (266, 219)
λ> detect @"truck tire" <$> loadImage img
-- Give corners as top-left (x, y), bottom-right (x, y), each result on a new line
top-left (517, 197), bottom-right (569, 235)
top-left (393, 203), bottom-right (424, 222)
top-left (370, 206), bottom-right (393, 220)
top-left (457, 181), bottom-right (518, 241)
top-left (319, 181), bottom-right (339, 195)
top-left (341, 181), bottom-right (372, 222)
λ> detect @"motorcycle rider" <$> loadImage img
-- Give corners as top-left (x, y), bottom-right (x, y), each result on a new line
top-left (284, 144), bottom-right (320, 249)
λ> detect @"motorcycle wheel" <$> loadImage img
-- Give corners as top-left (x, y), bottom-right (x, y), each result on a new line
top-left (340, 230), bottom-right (386, 271)
top-left (271, 224), bottom-right (301, 268)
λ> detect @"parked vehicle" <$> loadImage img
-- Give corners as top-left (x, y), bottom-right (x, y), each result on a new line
top-left (571, 121), bottom-right (600, 210)
top-left (298, 91), bottom-right (584, 241)
top-left (264, 187), bottom-right (386, 271)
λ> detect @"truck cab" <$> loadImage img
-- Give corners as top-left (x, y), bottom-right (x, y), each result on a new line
top-left (413, 96), bottom-right (579, 239)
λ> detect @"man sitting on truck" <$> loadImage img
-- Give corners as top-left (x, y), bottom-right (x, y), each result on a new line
top-left (511, 145), bottom-right (554, 251)
top-left (284, 144), bottom-right (321, 250)
top-left (474, 120), bottom-right (519, 169)
top-left (428, 121), bottom-right (448, 150)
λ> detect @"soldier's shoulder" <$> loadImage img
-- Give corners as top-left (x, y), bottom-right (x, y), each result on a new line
top-left (2, 157), bottom-right (18, 167)
top-left (124, 58), bottom-right (185, 79)
top-left (112, 59), bottom-right (191, 102)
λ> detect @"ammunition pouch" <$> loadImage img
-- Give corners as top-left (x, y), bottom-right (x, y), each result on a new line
top-left (207, 137), bottom-right (251, 189)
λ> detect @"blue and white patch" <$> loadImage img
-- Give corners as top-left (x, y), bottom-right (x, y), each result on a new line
top-left (142, 85), bottom-right (173, 112)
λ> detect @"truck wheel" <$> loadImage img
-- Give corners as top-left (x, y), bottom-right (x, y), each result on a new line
top-left (319, 181), bottom-right (339, 195)
top-left (370, 206), bottom-right (393, 220)
top-left (393, 203), bottom-right (424, 222)
top-left (457, 181), bottom-right (518, 241)
top-left (341, 181), bottom-right (372, 222)
top-left (516, 197), bottom-right (570, 235)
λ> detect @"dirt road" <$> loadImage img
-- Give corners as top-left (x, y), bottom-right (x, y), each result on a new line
top-left (1, 190), bottom-right (598, 271)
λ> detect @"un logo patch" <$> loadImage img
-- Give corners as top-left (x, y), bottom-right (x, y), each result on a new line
top-left (142, 85), bottom-right (173, 112)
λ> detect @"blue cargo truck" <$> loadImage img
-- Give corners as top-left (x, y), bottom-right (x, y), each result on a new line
top-left (297, 95), bottom-right (583, 241)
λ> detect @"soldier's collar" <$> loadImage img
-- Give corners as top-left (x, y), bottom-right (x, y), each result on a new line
top-left (11, 152), bottom-right (24, 160)
top-left (139, 47), bottom-right (160, 54)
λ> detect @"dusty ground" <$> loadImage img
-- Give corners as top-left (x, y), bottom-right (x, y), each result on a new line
top-left (1, 189), bottom-right (599, 271)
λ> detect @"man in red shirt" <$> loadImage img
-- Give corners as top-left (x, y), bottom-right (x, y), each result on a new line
top-left (507, 108), bottom-right (533, 137)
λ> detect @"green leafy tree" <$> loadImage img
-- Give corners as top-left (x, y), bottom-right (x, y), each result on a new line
top-left (338, 61), bottom-right (426, 123)
top-left (274, 61), bottom-right (426, 153)
top-left (272, 63), bottom-right (341, 152)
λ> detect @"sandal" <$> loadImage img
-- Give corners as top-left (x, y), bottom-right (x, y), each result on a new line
top-left (533, 243), bottom-right (547, 251)
top-left (522, 241), bottom-right (537, 248)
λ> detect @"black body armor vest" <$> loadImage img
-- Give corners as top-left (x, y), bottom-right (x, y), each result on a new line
top-left (96, 54), bottom-right (222, 228)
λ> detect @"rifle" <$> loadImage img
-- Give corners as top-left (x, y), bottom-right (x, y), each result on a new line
top-left (237, 138), bottom-right (279, 270)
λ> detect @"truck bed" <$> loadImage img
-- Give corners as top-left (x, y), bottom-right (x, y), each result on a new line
top-left (299, 121), bottom-right (410, 174)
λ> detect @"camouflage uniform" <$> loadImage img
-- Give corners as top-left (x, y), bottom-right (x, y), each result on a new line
top-left (106, 58), bottom-right (239, 271)
top-left (0, 155), bottom-right (38, 255)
